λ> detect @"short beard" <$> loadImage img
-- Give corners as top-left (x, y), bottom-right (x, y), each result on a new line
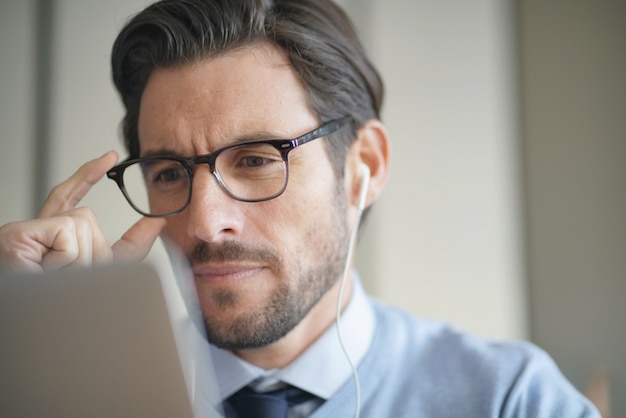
top-left (189, 187), bottom-right (349, 350)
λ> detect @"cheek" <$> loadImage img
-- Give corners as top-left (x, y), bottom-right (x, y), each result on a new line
top-left (274, 181), bottom-right (345, 244)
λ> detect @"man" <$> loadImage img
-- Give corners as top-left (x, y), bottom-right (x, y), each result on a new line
top-left (0, 0), bottom-right (600, 417)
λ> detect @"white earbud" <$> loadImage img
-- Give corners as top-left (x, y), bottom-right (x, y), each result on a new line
top-left (357, 163), bottom-right (370, 210)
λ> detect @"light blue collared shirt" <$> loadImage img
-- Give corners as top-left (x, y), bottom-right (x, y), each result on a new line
top-left (209, 273), bottom-right (375, 415)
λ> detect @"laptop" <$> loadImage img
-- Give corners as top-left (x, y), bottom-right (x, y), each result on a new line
top-left (0, 262), bottom-right (222, 417)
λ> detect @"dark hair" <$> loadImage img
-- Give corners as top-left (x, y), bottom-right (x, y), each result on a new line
top-left (111, 0), bottom-right (383, 176)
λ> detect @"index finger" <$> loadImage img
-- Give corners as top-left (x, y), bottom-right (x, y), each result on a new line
top-left (39, 150), bottom-right (119, 218)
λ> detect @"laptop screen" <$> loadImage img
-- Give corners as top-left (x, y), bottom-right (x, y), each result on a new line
top-left (0, 263), bottom-right (221, 417)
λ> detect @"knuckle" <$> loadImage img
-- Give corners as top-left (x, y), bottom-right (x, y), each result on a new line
top-left (72, 206), bottom-right (97, 221)
top-left (3, 245), bottom-right (25, 263)
top-left (69, 217), bottom-right (91, 236)
top-left (1, 221), bottom-right (35, 245)
top-left (0, 221), bottom-right (18, 237)
top-left (47, 183), bottom-right (67, 202)
top-left (57, 215), bottom-right (77, 231)
top-left (65, 245), bottom-right (80, 261)
top-left (46, 183), bottom-right (79, 212)
top-left (46, 183), bottom-right (61, 199)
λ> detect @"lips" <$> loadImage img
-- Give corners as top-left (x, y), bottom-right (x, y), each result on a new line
top-left (192, 263), bottom-right (264, 283)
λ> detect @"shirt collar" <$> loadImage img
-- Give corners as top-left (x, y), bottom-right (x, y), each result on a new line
top-left (210, 271), bottom-right (376, 401)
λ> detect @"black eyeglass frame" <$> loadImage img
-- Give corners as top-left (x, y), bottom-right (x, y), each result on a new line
top-left (107, 116), bottom-right (352, 217)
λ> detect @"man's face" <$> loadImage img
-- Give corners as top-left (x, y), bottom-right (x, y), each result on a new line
top-left (137, 43), bottom-right (350, 350)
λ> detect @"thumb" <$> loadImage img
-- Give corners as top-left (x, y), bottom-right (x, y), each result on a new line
top-left (111, 217), bottom-right (167, 262)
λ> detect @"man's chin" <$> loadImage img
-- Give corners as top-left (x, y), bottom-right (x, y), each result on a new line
top-left (203, 317), bottom-right (293, 351)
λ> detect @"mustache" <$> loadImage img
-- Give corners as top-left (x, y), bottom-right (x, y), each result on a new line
top-left (187, 240), bottom-right (281, 268)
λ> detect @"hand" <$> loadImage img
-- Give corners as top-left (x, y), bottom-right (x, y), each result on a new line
top-left (0, 151), bottom-right (166, 272)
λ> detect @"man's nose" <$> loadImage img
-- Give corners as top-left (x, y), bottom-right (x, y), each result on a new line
top-left (185, 167), bottom-right (244, 243)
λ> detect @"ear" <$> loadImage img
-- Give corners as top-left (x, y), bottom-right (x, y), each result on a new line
top-left (346, 119), bottom-right (390, 208)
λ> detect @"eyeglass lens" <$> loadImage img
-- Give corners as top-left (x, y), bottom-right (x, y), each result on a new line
top-left (121, 142), bottom-right (288, 216)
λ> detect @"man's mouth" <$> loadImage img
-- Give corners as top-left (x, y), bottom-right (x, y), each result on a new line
top-left (192, 263), bottom-right (265, 283)
top-left (187, 241), bottom-right (281, 281)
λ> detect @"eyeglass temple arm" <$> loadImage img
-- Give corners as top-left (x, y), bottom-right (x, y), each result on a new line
top-left (293, 116), bottom-right (353, 147)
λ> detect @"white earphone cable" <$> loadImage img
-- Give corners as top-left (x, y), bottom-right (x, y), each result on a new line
top-left (335, 164), bottom-right (369, 418)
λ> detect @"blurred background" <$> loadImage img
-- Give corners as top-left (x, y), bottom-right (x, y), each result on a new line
top-left (1, 0), bottom-right (624, 415)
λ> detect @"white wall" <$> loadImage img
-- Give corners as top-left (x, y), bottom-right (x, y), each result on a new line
top-left (0, 1), bottom-right (37, 225)
top-left (346, 0), bottom-right (528, 340)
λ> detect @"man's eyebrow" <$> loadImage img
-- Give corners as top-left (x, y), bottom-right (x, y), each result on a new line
top-left (226, 128), bottom-right (302, 145)
top-left (139, 130), bottom-right (298, 158)
top-left (233, 130), bottom-right (293, 143)
top-left (139, 149), bottom-right (184, 159)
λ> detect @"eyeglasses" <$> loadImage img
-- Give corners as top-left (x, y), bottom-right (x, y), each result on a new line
top-left (107, 116), bottom-right (351, 217)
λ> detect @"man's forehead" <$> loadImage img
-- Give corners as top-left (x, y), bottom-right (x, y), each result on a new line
top-left (136, 42), bottom-right (317, 156)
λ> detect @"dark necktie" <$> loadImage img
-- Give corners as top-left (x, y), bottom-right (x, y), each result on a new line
top-left (223, 384), bottom-right (317, 418)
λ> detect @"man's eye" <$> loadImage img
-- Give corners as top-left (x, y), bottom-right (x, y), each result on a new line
top-left (145, 164), bottom-right (188, 187)
top-left (154, 167), bottom-right (185, 183)
top-left (240, 156), bottom-right (270, 168)
top-left (223, 144), bottom-right (283, 172)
